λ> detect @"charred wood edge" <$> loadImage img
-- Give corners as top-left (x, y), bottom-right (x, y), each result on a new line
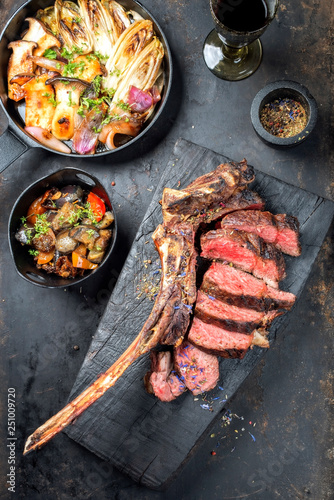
top-left (62, 139), bottom-right (334, 488)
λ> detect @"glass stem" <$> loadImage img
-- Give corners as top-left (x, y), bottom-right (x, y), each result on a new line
top-left (222, 44), bottom-right (247, 63)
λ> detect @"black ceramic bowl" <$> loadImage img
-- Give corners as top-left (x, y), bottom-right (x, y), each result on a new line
top-left (251, 80), bottom-right (318, 147)
top-left (8, 168), bottom-right (117, 288)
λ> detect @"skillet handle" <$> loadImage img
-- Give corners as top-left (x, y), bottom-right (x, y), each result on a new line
top-left (0, 127), bottom-right (29, 173)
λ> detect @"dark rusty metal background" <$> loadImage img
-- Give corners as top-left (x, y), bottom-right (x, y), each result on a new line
top-left (0, 0), bottom-right (333, 498)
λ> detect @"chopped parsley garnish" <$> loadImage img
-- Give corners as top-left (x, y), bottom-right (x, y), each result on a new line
top-left (61, 46), bottom-right (84, 61)
top-left (62, 60), bottom-right (86, 77)
top-left (67, 91), bottom-right (73, 107)
top-left (109, 67), bottom-right (121, 77)
top-left (116, 99), bottom-right (131, 111)
top-left (42, 92), bottom-right (58, 107)
top-left (92, 75), bottom-right (103, 95)
top-left (43, 48), bottom-right (57, 59)
top-left (93, 51), bottom-right (108, 62)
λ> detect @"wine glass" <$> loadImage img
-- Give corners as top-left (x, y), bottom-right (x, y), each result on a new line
top-left (203, 0), bottom-right (279, 81)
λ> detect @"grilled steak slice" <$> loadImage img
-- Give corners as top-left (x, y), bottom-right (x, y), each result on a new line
top-left (200, 228), bottom-right (286, 288)
top-left (220, 210), bottom-right (301, 256)
top-left (174, 341), bottom-right (220, 395)
top-left (162, 160), bottom-right (255, 228)
top-left (145, 351), bottom-right (186, 402)
top-left (188, 316), bottom-right (254, 359)
top-left (195, 290), bottom-right (280, 333)
top-left (202, 262), bottom-right (296, 312)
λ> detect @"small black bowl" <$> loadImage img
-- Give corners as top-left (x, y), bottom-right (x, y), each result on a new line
top-left (251, 80), bottom-right (318, 147)
top-left (8, 168), bottom-right (117, 288)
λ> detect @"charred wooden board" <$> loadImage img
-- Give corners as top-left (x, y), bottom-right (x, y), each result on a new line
top-left (65, 138), bottom-right (334, 489)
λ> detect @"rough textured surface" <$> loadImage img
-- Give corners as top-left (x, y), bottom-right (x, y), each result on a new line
top-left (1, 0), bottom-right (334, 498)
top-left (63, 139), bottom-right (333, 488)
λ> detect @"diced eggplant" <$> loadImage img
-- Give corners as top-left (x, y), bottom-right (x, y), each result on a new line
top-left (55, 229), bottom-right (78, 254)
top-left (55, 185), bottom-right (84, 208)
top-left (15, 224), bottom-right (35, 245)
top-left (96, 211), bottom-right (114, 229)
top-left (68, 225), bottom-right (99, 250)
top-left (41, 188), bottom-right (61, 210)
top-left (96, 229), bottom-right (112, 249)
top-left (87, 248), bottom-right (105, 263)
top-left (51, 202), bottom-right (80, 231)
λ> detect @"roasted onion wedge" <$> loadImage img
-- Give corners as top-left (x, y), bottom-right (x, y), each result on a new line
top-left (72, 103), bottom-right (108, 154)
top-left (25, 126), bottom-right (72, 153)
top-left (99, 116), bottom-right (143, 149)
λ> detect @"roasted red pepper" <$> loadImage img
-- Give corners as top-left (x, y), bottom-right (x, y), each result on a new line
top-left (87, 192), bottom-right (106, 222)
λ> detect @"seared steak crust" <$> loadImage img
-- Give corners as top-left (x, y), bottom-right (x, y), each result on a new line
top-left (202, 262), bottom-right (296, 312)
top-left (195, 290), bottom-right (280, 334)
top-left (162, 160), bottom-right (255, 228)
top-left (221, 210), bottom-right (301, 256)
top-left (188, 316), bottom-right (253, 359)
top-left (200, 228), bottom-right (286, 287)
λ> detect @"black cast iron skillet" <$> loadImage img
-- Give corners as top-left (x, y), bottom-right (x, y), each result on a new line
top-left (0, 0), bottom-right (172, 170)
top-left (8, 167), bottom-right (118, 288)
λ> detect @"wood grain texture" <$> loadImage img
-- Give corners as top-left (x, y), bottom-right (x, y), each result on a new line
top-left (65, 139), bottom-right (334, 489)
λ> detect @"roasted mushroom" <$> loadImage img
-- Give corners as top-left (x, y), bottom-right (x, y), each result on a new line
top-left (7, 40), bottom-right (37, 101)
top-left (46, 76), bottom-right (90, 140)
top-left (23, 74), bottom-right (57, 131)
top-left (23, 17), bottom-right (61, 56)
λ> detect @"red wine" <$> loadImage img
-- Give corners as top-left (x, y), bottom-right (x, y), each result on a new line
top-left (215, 0), bottom-right (268, 32)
